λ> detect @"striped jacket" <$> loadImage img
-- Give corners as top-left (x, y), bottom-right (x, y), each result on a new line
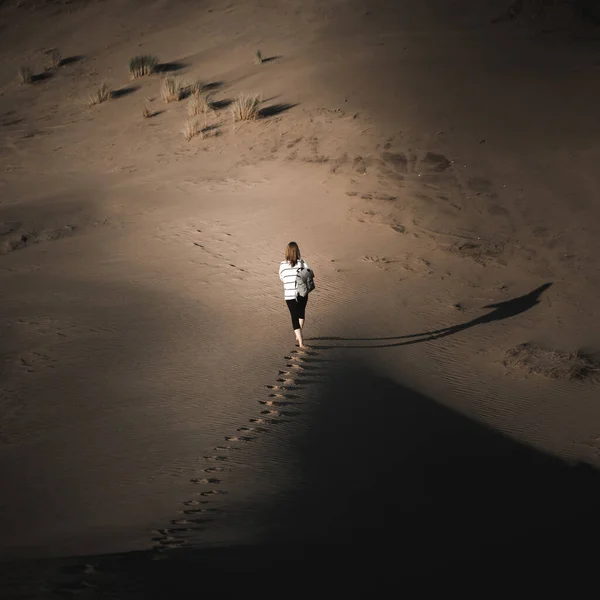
top-left (279, 259), bottom-right (311, 300)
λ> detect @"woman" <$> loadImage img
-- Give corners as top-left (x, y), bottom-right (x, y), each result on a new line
top-left (279, 241), bottom-right (313, 349)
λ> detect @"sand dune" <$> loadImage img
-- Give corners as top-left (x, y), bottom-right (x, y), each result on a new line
top-left (1, 0), bottom-right (600, 593)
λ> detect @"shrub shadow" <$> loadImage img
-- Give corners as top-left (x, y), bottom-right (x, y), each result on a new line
top-left (111, 85), bottom-right (140, 99)
top-left (155, 61), bottom-right (186, 74)
top-left (258, 102), bottom-right (297, 118)
top-left (31, 71), bottom-right (53, 83)
top-left (59, 55), bottom-right (84, 66)
top-left (203, 81), bottom-right (223, 91)
top-left (211, 98), bottom-right (232, 110)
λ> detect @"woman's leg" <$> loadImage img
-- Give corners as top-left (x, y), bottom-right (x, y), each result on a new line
top-left (296, 296), bottom-right (309, 347)
top-left (286, 300), bottom-right (306, 347)
top-left (298, 295), bottom-right (308, 331)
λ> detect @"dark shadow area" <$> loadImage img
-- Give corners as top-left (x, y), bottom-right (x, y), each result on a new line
top-left (261, 55), bottom-right (281, 63)
top-left (201, 124), bottom-right (220, 134)
top-left (31, 71), bottom-right (53, 83)
top-left (155, 61), bottom-right (186, 73)
top-left (111, 85), bottom-right (140, 99)
top-left (1, 118), bottom-right (23, 126)
top-left (59, 55), bottom-right (84, 66)
top-left (8, 354), bottom-right (600, 596)
top-left (202, 81), bottom-right (223, 91)
top-left (210, 98), bottom-right (232, 110)
top-left (311, 283), bottom-right (552, 348)
top-left (258, 102), bottom-right (298, 118)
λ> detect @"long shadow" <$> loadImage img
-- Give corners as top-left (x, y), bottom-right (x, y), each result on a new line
top-left (59, 55), bottom-right (85, 66)
top-left (310, 282), bottom-right (552, 349)
top-left (258, 103), bottom-right (297, 118)
top-left (155, 61), bottom-right (186, 73)
top-left (9, 358), bottom-right (600, 596)
top-left (111, 85), bottom-right (140, 99)
top-left (31, 71), bottom-right (53, 83)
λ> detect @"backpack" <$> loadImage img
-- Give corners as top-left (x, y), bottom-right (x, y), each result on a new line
top-left (295, 259), bottom-right (315, 299)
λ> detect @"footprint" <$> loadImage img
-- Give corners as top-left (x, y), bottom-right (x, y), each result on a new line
top-left (190, 478), bottom-right (221, 484)
top-left (237, 426), bottom-right (268, 433)
top-left (261, 409), bottom-right (280, 416)
top-left (250, 417), bottom-right (284, 425)
top-left (215, 445), bottom-right (240, 451)
top-left (203, 466), bottom-right (231, 473)
top-left (200, 489), bottom-right (228, 497)
top-left (260, 399), bottom-right (295, 408)
top-left (225, 435), bottom-right (255, 442)
top-left (204, 455), bottom-right (228, 462)
top-left (183, 499), bottom-right (209, 506)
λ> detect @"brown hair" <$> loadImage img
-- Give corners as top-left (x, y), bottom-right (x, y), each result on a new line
top-left (285, 241), bottom-right (301, 267)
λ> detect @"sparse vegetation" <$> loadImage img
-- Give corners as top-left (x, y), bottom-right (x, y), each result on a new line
top-left (142, 105), bottom-right (152, 118)
top-left (18, 66), bottom-right (33, 84)
top-left (48, 48), bottom-right (62, 68)
top-left (504, 343), bottom-right (600, 380)
top-left (88, 81), bottom-right (111, 106)
top-left (188, 77), bottom-right (205, 95)
top-left (161, 76), bottom-right (183, 103)
top-left (255, 49), bottom-right (263, 65)
top-left (129, 55), bottom-right (158, 79)
top-left (188, 89), bottom-right (213, 116)
top-left (231, 93), bottom-right (261, 122)
top-left (183, 119), bottom-right (201, 141)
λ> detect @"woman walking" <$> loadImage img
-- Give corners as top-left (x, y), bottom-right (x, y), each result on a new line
top-left (279, 241), bottom-right (314, 349)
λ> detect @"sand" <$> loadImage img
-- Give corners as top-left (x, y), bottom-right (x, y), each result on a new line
top-left (1, 0), bottom-right (600, 593)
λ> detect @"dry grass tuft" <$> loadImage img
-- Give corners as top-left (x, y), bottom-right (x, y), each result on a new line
top-left (231, 93), bottom-right (261, 122)
top-left (129, 55), bottom-right (158, 79)
top-left (142, 105), bottom-right (152, 118)
top-left (255, 49), bottom-right (263, 65)
top-left (188, 78), bottom-right (205, 96)
top-left (88, 81), bottom-right (111, 106)
top-left (18, 66), bottom-right (33, 84)
top-left (47, 48), bottom-right (62, 68)
top-left (187, 89), bottom-right (213, 116)
top-left (504, 343), bottom-right (600, 380)
top-left (183, 119), bottom-right (201, 141)
top-left (161, 76), bottom-right (183, 103)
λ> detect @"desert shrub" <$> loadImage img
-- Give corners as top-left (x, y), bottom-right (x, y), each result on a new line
top-left (18, 66), bottom-right (33, 84)
top-left (88, 81), bottom-right (111, 106)
top-left (188, 90), bottom-right (213, 116)
top-left (231, 93), bottom-right (261, 122)
top-left (129, 55), bottom-right (158, 79)
top-left (183, 119), bottom-right (201, 141)
top-left (188, 78), bottom-right (205, 95)
top-left (161, 76), bottom-right (183, 103)
top-left (49, 48), bottom-right (62, 68)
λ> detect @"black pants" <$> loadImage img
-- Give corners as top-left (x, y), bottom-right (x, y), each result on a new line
top-left (286, 295), bottom-right (308, 330)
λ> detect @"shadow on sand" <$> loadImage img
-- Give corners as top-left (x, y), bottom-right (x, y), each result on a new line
top-left (310, 283), bottom-right (553, 348)
top-left (9, 348), bottom-right (600, 595)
